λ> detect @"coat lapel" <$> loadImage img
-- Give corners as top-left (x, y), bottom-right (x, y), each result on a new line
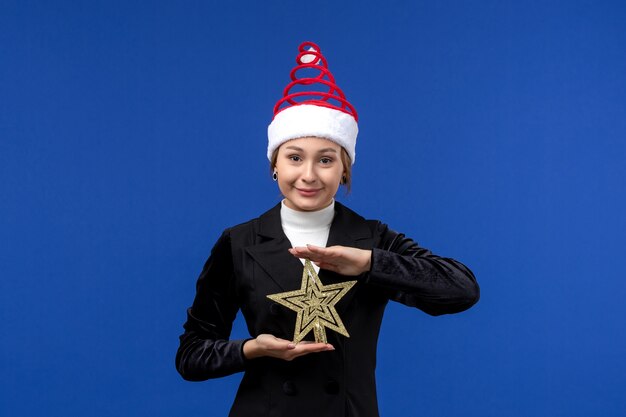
top-left (245, 203), bottom-right (304, 292)
top-left (325, 201), bottom-right (373, 249)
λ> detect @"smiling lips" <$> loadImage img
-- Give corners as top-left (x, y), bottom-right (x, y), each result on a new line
top-left (296, 188), bottom-right (321, 197)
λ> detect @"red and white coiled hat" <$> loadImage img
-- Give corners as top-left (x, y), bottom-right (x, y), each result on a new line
top-left (267, 42), bottom-right (358, 164)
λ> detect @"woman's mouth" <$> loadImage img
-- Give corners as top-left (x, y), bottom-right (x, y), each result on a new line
top-left (296, 188), bottom-right (321, 197)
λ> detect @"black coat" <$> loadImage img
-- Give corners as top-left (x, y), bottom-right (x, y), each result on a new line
top-left (176, 202), bottom-right (479, 417)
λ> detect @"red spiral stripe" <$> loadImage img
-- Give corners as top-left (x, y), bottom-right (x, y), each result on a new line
top-left (273, 42), bottom-right (358, 122)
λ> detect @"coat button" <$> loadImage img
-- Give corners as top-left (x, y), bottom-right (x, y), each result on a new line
top-left (324, 379), bottom-right (340, 395)
top-left (269, 303), bottom-right (281, 316)
top-left (282, 381), bottom-right (297, 396)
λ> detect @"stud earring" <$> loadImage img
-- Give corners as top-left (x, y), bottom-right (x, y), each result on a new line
top-left (272, 171), bottom-right (278, 181)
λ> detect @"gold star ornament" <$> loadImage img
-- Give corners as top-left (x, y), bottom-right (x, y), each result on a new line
top-left (267, 259), bottom-right (357, 344)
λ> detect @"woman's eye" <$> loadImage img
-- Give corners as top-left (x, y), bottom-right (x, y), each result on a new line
top-left (320, 157), bottom-right (333, 164)
top-left (289, 155), bottom-right (302, 162)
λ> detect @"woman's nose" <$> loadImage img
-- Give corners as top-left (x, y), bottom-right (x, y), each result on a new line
top-left (301, 162), bottom-right (317, 182)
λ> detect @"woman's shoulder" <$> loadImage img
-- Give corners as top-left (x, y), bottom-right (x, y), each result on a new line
top-left (219, 202), bottom-right (282, 240)
top-left (334, 201), bottom-right (384, 227)
top-left (333, 202), bottom-right (416, 246)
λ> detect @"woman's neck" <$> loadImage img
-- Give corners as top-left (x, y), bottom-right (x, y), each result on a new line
top-left (280, 199), bottom-right (335, 232)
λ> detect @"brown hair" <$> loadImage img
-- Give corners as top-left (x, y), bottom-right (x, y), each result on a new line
top-left (270, 146), bottom-right (352, 193)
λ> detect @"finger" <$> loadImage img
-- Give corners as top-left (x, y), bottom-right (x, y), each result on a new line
top-left (289, 246), bottom-right (319, 255)
top-left (302, 247), bottom-right (334, 260)
top-left (294, 341), bottom-right (328, 347)
top-left (293, 343), bottom-right (335, 354)
top-left (285, 343), bottom-right (335, 360)
top-left (304, 244), bottom-right (329, 253)
top-left (290, 246), bottom-right (313, 252)
top-left (289, 248), bottom-right (327, 263)
top-left (308, 245), bottom-right (344, 261)
top-left (292, 245), bottom-right (333, 256)
top-left (288, 247), bottom-right (315, 258)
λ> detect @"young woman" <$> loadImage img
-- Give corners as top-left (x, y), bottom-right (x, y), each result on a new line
top-left (176, 42), bottom-right (479, 417)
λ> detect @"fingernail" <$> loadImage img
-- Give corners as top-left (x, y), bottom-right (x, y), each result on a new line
top-left (287, 343), bottom-right (296, 349)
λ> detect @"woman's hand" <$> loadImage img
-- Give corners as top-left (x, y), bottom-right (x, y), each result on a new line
top-left (288, 245), bottom-right (372, 276)
top-left (243, 334), bottom-right (334, 361)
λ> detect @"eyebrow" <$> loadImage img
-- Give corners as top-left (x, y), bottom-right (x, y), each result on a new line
top-left (285, 146), bottom-right (338, 154)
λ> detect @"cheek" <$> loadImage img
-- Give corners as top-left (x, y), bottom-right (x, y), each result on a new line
top-left (324, 168), bottom-right (344, 185)
top-left (276, 177), bottom-right (289, 191)
top-left (276, 170), bottom-right (297, 191)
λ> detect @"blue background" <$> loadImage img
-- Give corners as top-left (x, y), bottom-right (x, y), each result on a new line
top-left (2, 1), bottom-right (625, 416)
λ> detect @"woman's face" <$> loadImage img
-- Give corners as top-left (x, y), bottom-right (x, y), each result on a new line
top-left (274, 137), bottom-right (345, 212)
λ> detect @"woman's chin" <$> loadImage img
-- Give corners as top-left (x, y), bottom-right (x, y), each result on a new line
top-left (284, 196), bottom-right (331, 212)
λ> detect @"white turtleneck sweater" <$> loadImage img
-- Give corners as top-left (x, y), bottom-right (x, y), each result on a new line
top-left (280, 199), bottom-right (335, 272)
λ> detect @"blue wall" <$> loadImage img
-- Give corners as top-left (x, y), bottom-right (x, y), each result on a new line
top-left (2, 1), bottom-right (625, 416)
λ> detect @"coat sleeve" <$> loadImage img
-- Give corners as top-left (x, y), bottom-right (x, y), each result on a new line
top-left (365, 222), bottom-right (480, 316)
top-left (175, 230), bottom-right (249, 381)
